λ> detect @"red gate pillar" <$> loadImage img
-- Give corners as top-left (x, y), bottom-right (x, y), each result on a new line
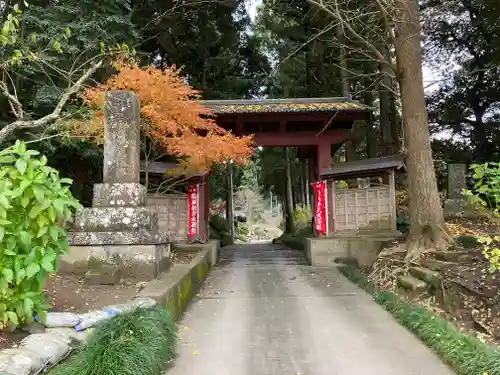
top-left (316, 138), bottom-right (335, 234)
top-left (187, 174), bottom-right (209, 243)
top-left (317, 138), bottom-right (332, 175)
top-left (198, 175), bottom-right (209, 241)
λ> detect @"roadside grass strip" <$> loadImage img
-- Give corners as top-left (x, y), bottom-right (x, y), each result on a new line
top-left (339, 265), bottom-right (500, 375)
top-left (50, 307), bottom-right (176, 375)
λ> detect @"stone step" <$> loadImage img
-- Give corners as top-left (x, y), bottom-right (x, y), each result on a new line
top-left (74, 207), bottom-right (157, 232)
top-left (420, 258), bottom-right (455, 272)
top-left (435, 250), bottom-right (471, 263)
top-left (69, 230), bottom-right (171, 245)
top-left (409, 266), bottom-right (442, 288)
top-left (398, 275), bottom-right (428, 292)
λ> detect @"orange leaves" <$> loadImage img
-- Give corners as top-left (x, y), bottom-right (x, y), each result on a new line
top-left (82, 60), bottom-right (253, 172)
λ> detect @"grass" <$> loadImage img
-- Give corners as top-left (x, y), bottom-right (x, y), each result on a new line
top-left (279, 228), bottom-right (313, 250)
top-left (50, 307), bottom-right (176, 375)
top-left (339, 265), bottom-right (500, 375)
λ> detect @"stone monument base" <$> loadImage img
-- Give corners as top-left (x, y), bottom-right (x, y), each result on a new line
top-left (60, 243), bottom-right (171, 283)
top-left (444, 198), bottom-right (469, 218)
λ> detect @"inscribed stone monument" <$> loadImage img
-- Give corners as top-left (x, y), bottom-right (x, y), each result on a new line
top-left (63, 91), bottom-right (171, 284)
top-left (444, 163), bottom-right (468, 217)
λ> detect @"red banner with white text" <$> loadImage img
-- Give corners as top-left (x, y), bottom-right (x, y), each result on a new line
top-left (312, 180), bottom-right (328, 234)
top-left (187, 184), bottom-right (199, 236)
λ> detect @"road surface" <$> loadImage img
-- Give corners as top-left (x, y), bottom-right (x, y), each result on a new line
top-left (167, 243), bottom-right (454, 375)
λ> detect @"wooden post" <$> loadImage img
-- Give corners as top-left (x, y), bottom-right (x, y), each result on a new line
top-left (388, 169), bottom-right (397, 231)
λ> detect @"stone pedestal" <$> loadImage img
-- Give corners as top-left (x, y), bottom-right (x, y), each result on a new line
top-left (64, 92), bottom-right (171, 284)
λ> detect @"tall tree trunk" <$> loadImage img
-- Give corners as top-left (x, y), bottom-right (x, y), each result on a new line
top-left (337, 24), bottom-right (349, 96)
top-left (394, 0), bottom-right (450, 257)
top-left (379, 42), bottom-right (394, 155)
top-left (305, 158), bottom-right (311, 207)
top-left (284, 148), bottom-right (296, 233)
top-left (389, 91), bottom-right (402, 152)
top-left (472, 107), bottom-right (487, 162)
top-left (300, 163), bottom-right (307, 207)
top-left (363, 67), bottom-right (376, 158)
top-left (337, 23), bottom-right (357, 161)
top-left (226, 161), bottom-right (235, 242)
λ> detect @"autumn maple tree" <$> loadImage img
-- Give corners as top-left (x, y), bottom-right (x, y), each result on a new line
top-left (75, 59), bottom-right (254, 172)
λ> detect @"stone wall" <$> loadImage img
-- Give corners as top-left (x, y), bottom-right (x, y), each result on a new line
top-left (147, 194), bottom-right (188, 241)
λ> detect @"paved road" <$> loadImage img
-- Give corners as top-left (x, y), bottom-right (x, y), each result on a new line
top-left (167, 243), bottom-right (454, 375)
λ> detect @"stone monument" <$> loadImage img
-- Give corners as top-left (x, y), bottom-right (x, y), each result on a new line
top-left (64, 91), bottom-right (171, 284)
top-left (444, 163), bottom-right (468, 217)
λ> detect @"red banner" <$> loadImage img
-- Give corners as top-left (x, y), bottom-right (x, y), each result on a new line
top-left (187, 184), bottom-right (199, 236)
top-left (312, 181), bottom-right (328, 234)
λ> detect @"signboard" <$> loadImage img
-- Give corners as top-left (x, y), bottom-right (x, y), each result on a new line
top-left (312, 180), bottom-right (328, 234)
top-left (187, 184), bottom-right (199, 236)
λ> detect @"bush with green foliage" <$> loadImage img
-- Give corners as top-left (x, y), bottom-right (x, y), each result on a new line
top-left (278, 206), bottom-right (312, 232)
top-left (0, 141), bottom-right (81, 329)
top-left (209, 213), bottom-right (233, 247)
top-left (455, 235), bottom-right (480, 249)
top-left (340, 265), bottom-right (500, 375)
top-left (465, 163), bottom-right (500, 272)
top-left (293, 206), bottom-right (312, 230)
top-left (396, 216), bottom-right (410, 233)
top-left (50, 307), bottom-right (176, 375)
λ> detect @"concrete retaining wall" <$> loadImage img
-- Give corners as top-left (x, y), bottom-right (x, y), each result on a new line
top-left (305, 234), bottom-right (397, 267)
top-left (138, 240), bottom-right (219, 318)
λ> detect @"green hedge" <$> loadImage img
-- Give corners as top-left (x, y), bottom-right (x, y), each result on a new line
top-left (339, 265), bottom-right (500, 375)
top-left (51, 307), bottom-right (176, 375)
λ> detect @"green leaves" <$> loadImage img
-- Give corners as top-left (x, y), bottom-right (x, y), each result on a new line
top-left (468, 163), bottom-right (500, 273)
top-left (26, 263), bottom-right (41, 279)
top-left (53, 39), bottom-right (62, 53)
top-left (0, 141), bottom-right (81, 328)
top-left (3, 269), bottom-right (13, 283)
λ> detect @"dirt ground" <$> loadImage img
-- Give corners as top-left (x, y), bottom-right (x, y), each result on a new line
top-left (370, 217), bottom-right (500, 346)
top-left (0, 249), bottom-right (199, 350)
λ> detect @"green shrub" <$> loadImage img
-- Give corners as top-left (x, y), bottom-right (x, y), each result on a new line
top-left (396, 215), bottom-right (409, 233)
top-left (0, 141), bottom-right (81, 329)
top-left (209, 213), bottom-right (233, 246)
top-left (465, 163), bottom-right (500, 272)
top-left (456, 234), bottom-right (480, 249)
top-left (279, 206), bottom-right (313, 233)
top-left (293, 206), bottom-right (312, 230)
top-left (51, 307), bottom-right (176, 375)
top-left (339, 265), bottom-right (500, 375)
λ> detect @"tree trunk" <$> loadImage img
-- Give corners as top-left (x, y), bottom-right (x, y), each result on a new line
top-left (304, 158), bottom-right (311, 207)
top-left (362, 81), bottom-right (376, 158)
top-left (336, 23), bottom-right (358, 162)
top-left (226, 162), bottom-right (235, 242)
top-left (337, 23), bottom-right (349, 96)
top-left (472, 107), bottom-right (487, 162)
top-left (389, 91), bottom-right (402, 152)
top-left (284, 148), bottom-right (296, 233)
top-left (362, 64), bottom-right (377, 158)
top-left (394, 0), bottom-right (450, 257)
top-left (379, 42), bottom-right (394, 156)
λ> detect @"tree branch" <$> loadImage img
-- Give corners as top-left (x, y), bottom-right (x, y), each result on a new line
top-left (0, 80), bottom-right (23, 119)
top-left (308, 0), bottom-right (396, 72)
top-left (0, 60), bottom-right (103, 144)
